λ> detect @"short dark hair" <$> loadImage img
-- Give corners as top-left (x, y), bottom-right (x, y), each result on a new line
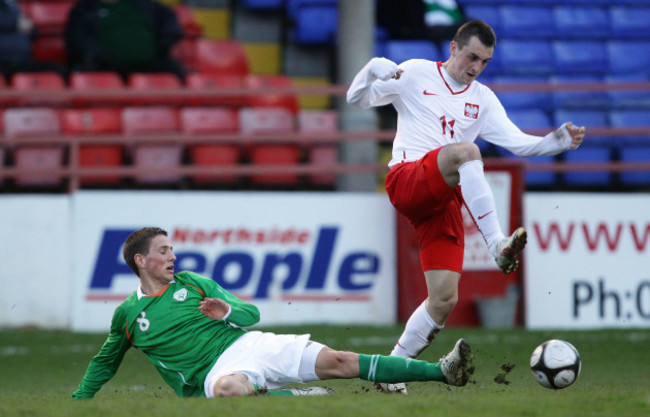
top-left (123, 227), bottom-right (168, 277)
top-left (453, 20), bottom-right (496, 49)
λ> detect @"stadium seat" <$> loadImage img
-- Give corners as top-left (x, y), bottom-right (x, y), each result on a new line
top-left (10, 72), bottom-right (67, 106)
top-left (239, 107), bottom-right (300, 186)
top-left (245, 75), bottom-right (300, 115)
top-left (563, 143), bottom-right (613, 187)
top-left (172, 5), bottom-right (202, 39)
top-left (550, 75), bottom-right (608, 111)
top-left (3, 107), bottom-right (64, 187)
top-left (492, 76), bottom-right (553, 112)
top-left (610, 6), bottom-right (650, 39)
top-left (185, 73), bottom-right (246, 106)
top-left (62, 108), bottom-right (124, 185)
top-left (524, 155), bottom-right (557, 188)
top-left (609, 109), bottom-right (650, 146)
top-left (127, 73), bottom-right (183, 105)
top-left (180, 107), bottom-right (241, 184)
top-left (24, 1), bottom-right (73, 36)
top-left (292, 2), bottom-right (338, 45)
top-left (170, 38), bottom-right (198, 72)
top-left (384, 40), bottom-right (440, 65)
top-left (195, 40), bottom-right (250, 76)
top-left (69, 72), bottom-right (125, 106)
top-left (498, 40), bottom-right (554, 76)
top-left (554, 109), bottom-right (610, 146)
top-left (499, 6), bottom-right (555, 39)
top-left (506, 109), bottom-right (552, 132)
top-left (607, 41), bottom-right (650, 74)
top-left (463, 6), bottom-right (501, 35)
top-left (605, 74), bottom-right (650, 110)
top-left (619, 146), bottom-right (650, 186)
top-left (32, 36), bottom-right (66, 64)
top-left (553, 7), bottom-right (610, 39)
top-left (298, 110), bottom-right (338, 186)
top-left (122, 107), bottom-right (182, 185)
top-left (553, 41), bottom-right (607, 76)
top-left (241, 0), bottom-right (284, 10)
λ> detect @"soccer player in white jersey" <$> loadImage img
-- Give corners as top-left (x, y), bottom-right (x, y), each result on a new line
top-left (72, 227), bottom-right (474, 399)
top-left (347, 20), bottom-right (585, 394)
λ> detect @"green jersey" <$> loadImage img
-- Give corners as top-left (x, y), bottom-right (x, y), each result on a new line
top-left (72, 271), bottom-right (260, 398)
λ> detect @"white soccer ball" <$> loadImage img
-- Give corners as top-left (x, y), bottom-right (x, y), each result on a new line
top-left (530, 339), bottom-right (581, 389)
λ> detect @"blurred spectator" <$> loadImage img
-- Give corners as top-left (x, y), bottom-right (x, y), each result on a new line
top-left (377, 0), bottom-right (466, 46)
top-left (64, 0), bottom-right (187, 82)
top-left (0, 0), bottom-right (67, 83)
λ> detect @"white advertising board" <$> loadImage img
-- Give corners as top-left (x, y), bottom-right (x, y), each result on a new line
top-left (71, 191), bottom-right (396, 332)
top-left (0, 196), bottom-right (71, 328)
top-left (524, 193), bottom-right (650, 329)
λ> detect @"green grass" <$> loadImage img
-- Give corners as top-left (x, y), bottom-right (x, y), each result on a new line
top-left (1, 326), bottom-right (649, 417)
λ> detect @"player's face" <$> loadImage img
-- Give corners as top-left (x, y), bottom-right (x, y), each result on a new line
top-left (448, 36), bottom-right (493, 84)
top-left (140, 234), bottom-right (176, 283)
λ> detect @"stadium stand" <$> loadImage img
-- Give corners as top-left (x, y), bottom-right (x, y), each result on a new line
top-left (298, 109), bottom-right (338, 186)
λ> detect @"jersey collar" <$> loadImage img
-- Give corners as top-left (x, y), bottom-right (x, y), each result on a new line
top-left (437, 61), bottom-right (471, 95)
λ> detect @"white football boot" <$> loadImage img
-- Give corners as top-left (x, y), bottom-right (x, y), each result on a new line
top-left (288, 386), bottom-right (335, 396)
top-left (374, 382), bottom-right (408, 395)
top-left (439, 338), bottom-right (472, 387)
top-left (494, 227), bottom-right (527, 274)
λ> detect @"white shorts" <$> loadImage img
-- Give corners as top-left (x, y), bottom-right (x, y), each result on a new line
top-left (204, 331), bottom-right (326, 398)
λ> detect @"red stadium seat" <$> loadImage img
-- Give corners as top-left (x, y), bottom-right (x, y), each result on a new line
top-left (298, 110), bottom-right (338, 186)
top-left (32, 36), bottom-right (67, 64)
top-left (25, 2), bottom-right (73, 36)
top-left (10, 72), bottom-right (67, 106)
top-left (239, 107), bottom-right (300, 186)
top-left (62, 108), bottom-right (124, 185)
top-left (69, 72), bottom-right (125, 106)
top-left (195, 40), bottom-right (250, 76)
top-left (127, 73), bottom-right (183, 106)
top-left (3, 107), bottom-right (64, 186)
top-left (122, 107), bottom-right (182, 185)
top-left (171, 38), bottom-right (198, 72)
top-left (180, 107), bottom-right (240, 184)
top-left (185, 73), bottom-right (246, 106)
top-left (245, 75), bottom-right (300, 115)
top-left (173, 5), bottom-right (202, 38)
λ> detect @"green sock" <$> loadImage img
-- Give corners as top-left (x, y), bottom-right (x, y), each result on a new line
top-left (358, 354), bottom-right (446, 383)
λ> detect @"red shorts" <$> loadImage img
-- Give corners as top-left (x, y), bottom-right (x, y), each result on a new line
top-left (385, 148), bottom-right (464, 273)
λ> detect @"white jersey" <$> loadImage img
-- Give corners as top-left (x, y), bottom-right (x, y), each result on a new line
top-left (347, 58), bottom-right (573, 167)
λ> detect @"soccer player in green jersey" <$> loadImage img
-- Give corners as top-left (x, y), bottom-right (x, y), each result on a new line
top-left (73, 227), bottom-right (474, 398)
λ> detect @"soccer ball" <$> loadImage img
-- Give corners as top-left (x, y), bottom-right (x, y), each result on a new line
top-left (530, 339), bottom-right (581, 389)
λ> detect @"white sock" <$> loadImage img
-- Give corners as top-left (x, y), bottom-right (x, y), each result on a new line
top-left (390, 301), bottom-right (444, 358)
top-left (458, 159), bottom-right (505, 256)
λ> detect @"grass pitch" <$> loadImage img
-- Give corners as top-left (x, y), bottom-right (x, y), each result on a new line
top-left (1, 325), bottom-right (648, 417)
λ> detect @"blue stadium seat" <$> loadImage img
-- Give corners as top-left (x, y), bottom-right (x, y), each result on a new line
top-left (554, 109), bottom-right (610, 146)
top-left (506, 109), bottom-right (552, 131)
top-left (605, 74), bottom-right (650, 110)
top-left (610, 6), bottom-right (650, 39)
top-left (384, 40), bottom-right (440, 64)
top-left (523, 155), bottom-right (557, 188)
top-left (493, 76), bottom-right (553, 111)
top-left (498, 40), bottom-right (554, 76)
top-left (499, 6), bottom-right (555, 39)
top-left (292, 2), bottom-right (338, 45)
top-left (563, 143), bottom-right (614, 187)
top-left (241, 0), bottom-right (284, 10)
top-left (553, 7), bottom-right (610, 39)
top-left (609, 109), bottom-right (650, 146)
top-left (553, 41), bottom-right (607, 76)
top-left (463, 6), bottom-right (501, 35)
top-left (551, 75), bottom-right (608, 110)
top-left (287, 0), bottom-right (336, 20)
top-left (619, 146), bottom-right (650, 186)
top-left (607, 41), bottom-right (650, 74)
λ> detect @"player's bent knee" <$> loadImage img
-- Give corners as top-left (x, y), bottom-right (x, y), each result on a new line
top-left (213, 376), bottom-right (251, 397)
top-left (316, 349), bottom-right (359, 379)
